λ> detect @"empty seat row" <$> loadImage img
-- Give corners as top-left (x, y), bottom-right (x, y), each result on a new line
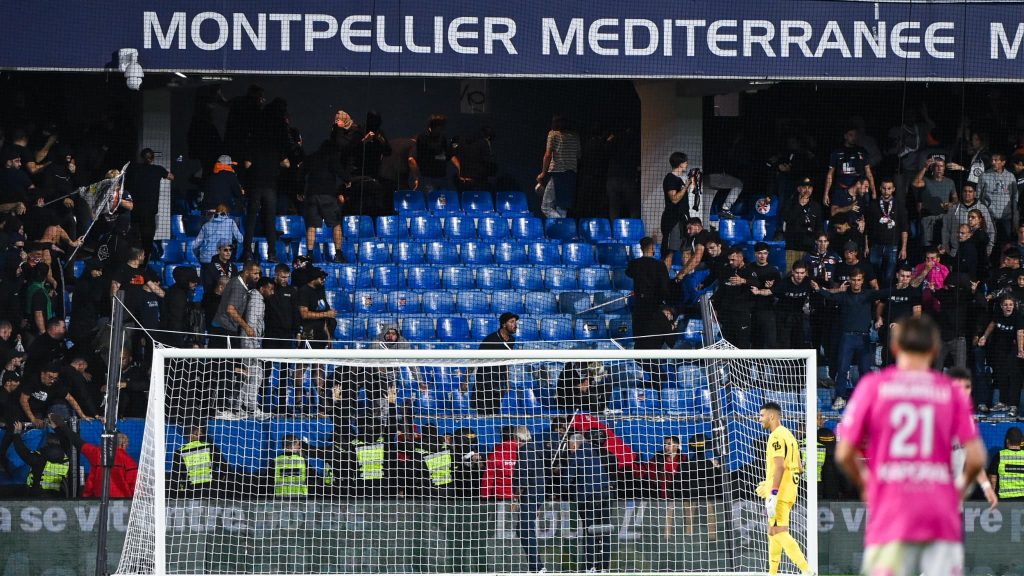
top-left (394, 190), bottom-right (528, 215)
top-left (334, 314), bottom-right (634, 343)
top-left (324, 264), bottom-right (629, 291)
top-left (325, 239), bottom-right (631, 267)
top-left (332, 289), bottom-right (632, 315)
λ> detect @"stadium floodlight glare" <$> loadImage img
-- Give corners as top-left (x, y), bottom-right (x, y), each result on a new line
top-left (173, 72), bottom-right (187, 78)
top-left (118, 48), bottom-right (144, 90)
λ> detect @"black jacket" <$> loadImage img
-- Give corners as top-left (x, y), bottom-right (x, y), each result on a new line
top-left (265, 284), bottom-right (299, 339)
top-left (626, 256), bottom-right (671, 314)
top-left (161, 283), bottom-right (192, 348)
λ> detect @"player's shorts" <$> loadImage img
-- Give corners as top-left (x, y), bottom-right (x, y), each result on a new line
top-left (769, 500), bottom-right (794, 528)
top-left (862, 540), bottom-right (963, 576)
top-left (303, 194), bottom-right (343, 228)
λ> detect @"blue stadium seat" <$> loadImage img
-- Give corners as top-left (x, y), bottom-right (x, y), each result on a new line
top-left (718, 218), bottom-right (752, 245)
top-left (511, 216), bottom-right (545, 241)
top-left (752, 219), bottom-right (779, 242)
top-left (527, 242), bottom-right (561, 265)
top-left (461, 190), bottom-right (495, 214)
top-left (456, 291), bottom-right (490, 314)
top-left (750, 194), bottom-right (780, 220)
top-left (444, 215), bottom-right (476, 240)
top-left (675, 364), bottom-right (710, 387)
top-left (426, 240), bottom-right (460, 265)
top-left (277, 215), bottom-right (305, 239)
top-left (516, 316), bottom-right (541, 342)
top-left (376, 215), bottom-right (408, 239)
top-left (544, 267), bottom-right (578, 290)
top-left (596, 243), bottom-right (629, 267)
top-left (410, 215), bottom-right (444, 240)
top-left (443, 266), bottom-right (476, 289)
top-left (491, 290), bottom-right (526, 314)
top-left (170, 215), bottom-right (187, 238)
top-left (580, 218), bottom-right (613, 243)
top-left (357, 240), bottom-right (391, 264)
top-left (558, 292), bottom-right (591, 314)
top-left (394, 241), bottom-right (426, 264)
top-left (733, 387), bottom-right (765, 415)
top-left (524, 292), bottom-right (558, 314)
top-left (335, 317), bottom-right (368, 343)
top-left (343, 215), bottom-right (375, 240)
top-left (319, 264), bottom-right (341, 290)
top-left (562, 242), bottom-right (595, 266)
top-left (540, 317), bottom-right (574, 341)
top-left (407, 265), bottom-right (442, 290)
top-left (256, 239), bottom-right (291, 263)
top-left (575, 316), bottom-right (607, 341)
top-left (427, 190), bottom-right (460, 214)
top-left (612, 218), bottom-right (646, 243)
top-left (470, 316), bottom-right (498, 339)
top-left (593, 291), bottom-right (628, 313)
top-left (326, 291), bottom-right (352, 312)
top-left (449, 389), bottom-right (473, 414)
top-left (579, 267), bottom-right (613, 290)
top-left (477, 266), bottom-right (511, 290)
top-left (162, 241), bottom-right (189, 263)
top-left (354, 290), bottom-right (387, 314)
top-left (460, 240), bottom-right (494, 264)
top-left (612, 268), bottom-right (633, 290)
top-left (387, 290), bottom-right (422, 314)
top-left (422, 291), bottom-right (456, 314)
top-left (545, 218), bottom-right (578, 241)
top-left (394, 190), bottom-right (426, 213)
top-left (438, 317), bottom-right (471, 342)
top-left (494, 241), bottom-right (527, 265)
top-left (338, 264), bottom-right (373, 290)
top-left (511, 266), bottom-right (544, 290)
top-left (613, 388), bottom-right (660, 415)
top-left (478, 216), bottom-right (510, 240)
top-left (367, 316), bottom-right (399, 338)
top-left (402, 317), bottom-right (436, 341)
top-left (495, 191), bottom-right (529, 214)
top-left (606, 316), bottom-right (633, 340)
top-left (372, 265), bottom-right (402, 290)
top-left (501, 388), bottom-right (541, 415)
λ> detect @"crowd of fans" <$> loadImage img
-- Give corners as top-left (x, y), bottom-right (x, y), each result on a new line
top-left (0, 81), bottom-right (1023, 504)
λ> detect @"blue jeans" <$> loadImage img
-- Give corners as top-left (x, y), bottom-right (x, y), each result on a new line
top-left (835, 332), bottom-right (873, 399)
top-left (516, 501), bottom-right (544, 572)
top-left (869, 244), bottom-right (899, 288)
top-left (541, 171), bottom-right (577, 218)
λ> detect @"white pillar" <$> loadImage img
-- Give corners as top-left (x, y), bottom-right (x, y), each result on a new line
top-left (634, 81), bottom-right (703, 247)
top-left (140, 88), bottom-right (173, 241)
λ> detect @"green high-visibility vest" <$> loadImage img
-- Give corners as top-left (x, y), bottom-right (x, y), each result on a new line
top-left (274, 454), bottom-right (308, 497)
top-left (179, 441), bottom-right (213, 486)
top-left (421, 449), bottom-right (453, 487)
top-left (28, 458), bottom-right (69, 493)
top-left (816, 444), bottom-right (826, 483)
top-left (998, 449), bottom-right (1024, 499)
top-left (354, 440), bottom-right (385, 481)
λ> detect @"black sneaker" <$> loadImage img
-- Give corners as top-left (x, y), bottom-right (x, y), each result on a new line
top-left (333, 252), bottom-right (347, 264)
top-left (718, 208), bottom-right (736, 219)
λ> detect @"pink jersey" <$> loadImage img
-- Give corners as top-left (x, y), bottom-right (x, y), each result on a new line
top-left (837, 366), bottom-right (978, 546)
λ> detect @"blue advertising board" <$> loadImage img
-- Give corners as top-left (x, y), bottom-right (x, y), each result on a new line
top-left (2, 1), bottom-right (1024, 80)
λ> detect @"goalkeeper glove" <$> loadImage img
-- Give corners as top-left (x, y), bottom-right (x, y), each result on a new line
top-left (765, 490), bottom-right (778, 518)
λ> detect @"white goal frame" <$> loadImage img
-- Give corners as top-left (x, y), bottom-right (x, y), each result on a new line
top-left (131, 347), bottom-right (818, 576)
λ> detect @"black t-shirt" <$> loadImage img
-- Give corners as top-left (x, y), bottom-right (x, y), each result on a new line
top-left (114, 264), bottom-right (157, 310)
top-left (479, 331), bottom-right (515, 350)
top-left (829, 145), bottom-right (868, 189)
top-left (783, 199), bottom-right (823, 252)
top-left (713, 266), bottom-right (755, 314)
top-left (833, 261), bottom-right (876, 287)
top-left (880, 286), bottom-right (922, 323)
top-left (21, 374), bottom-right (70, 417)
top-left (866, 197), bottom-right (908, 247)
top-left (24, 333), bottom-right (65, 376)
top-left (414, 131), bottom-right (453, 178)
top-left (125, 162), bottom-right (168, 215)
top-left (748, 263), bottom-right (781, 307)
top-left (662, 173), bottom-right (687, 218)
top-left (772, 277), bottom-right (813, 315)
top-left (989, 312), bottom-right (1022, 351)
top-left (681, 229), bottom-right (717, 257)
top-left (297, 284), bottom-right (331, 335)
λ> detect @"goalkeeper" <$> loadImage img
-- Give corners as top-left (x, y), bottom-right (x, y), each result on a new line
top-left (757, 401), bottom-right (811, 575)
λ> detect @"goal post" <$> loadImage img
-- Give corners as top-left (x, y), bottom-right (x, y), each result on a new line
top-left (117, 347), bottom-right (817, 576)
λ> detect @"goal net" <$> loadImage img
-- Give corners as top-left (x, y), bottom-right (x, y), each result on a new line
top-left (116, 347), bottom-right (816, 576)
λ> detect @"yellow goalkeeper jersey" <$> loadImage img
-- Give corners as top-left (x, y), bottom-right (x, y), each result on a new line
top-left (764, 425), bottom-right (801, 503)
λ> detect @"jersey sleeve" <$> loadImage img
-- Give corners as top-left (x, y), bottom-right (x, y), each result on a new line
top-left (952, 384), bottom-right (980, 447)
top-left (837, 373), bottom-right (875, 447)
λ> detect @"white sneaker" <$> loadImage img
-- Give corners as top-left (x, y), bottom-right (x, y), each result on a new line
top-left (538, 569), bottom-right (547, 574)
top-left (216, 410), bottom-right (242, 420)
top-left (249, 408), bottom-right (270, 420)
top-left (831, 397), bottom-right (847, 411)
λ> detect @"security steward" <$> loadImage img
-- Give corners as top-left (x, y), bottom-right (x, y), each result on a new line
top-left (411, 425), bottom-right (453, 495)
top-left (10, 419), bottom-right (72, 498)
top-left (273, 435), bottom-right (328, 497)
top-left (171, 425), bottom-right (230, 498)
top-left (988, 426), bottom-right (1024, 501)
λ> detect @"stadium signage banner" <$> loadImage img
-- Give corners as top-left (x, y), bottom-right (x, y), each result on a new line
top-left (2, 1), bottom-right (1024, 80)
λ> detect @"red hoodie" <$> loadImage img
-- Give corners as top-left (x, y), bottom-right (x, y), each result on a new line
top-left (80, 443), bottom-right (138, 498)
top-left (571, 413), bottom-right (637, 469)
top-left (480, 439), bottom-right (518, 499)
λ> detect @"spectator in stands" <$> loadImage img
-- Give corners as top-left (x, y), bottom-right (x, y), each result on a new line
top-left (865, 179), bottom-right (908, 287)
top-left (748, 242), bottom-right (781, 349)
top-left (264, 264), bottom-right (298, 412)
top-left (912, 155), bottom-right (956, 247)
top-left (702, 171), bottom-right (745, 222)
top-left (627, 236), bottom-right (672, 343)
top-left (481, 426), bottom-right (518, 500)
top-left (979, 152), bottom-right (1019, 248)
top-left (23, 262), bottom-right (54, 335)
top-left (909, 248), bottom-right (949, 314)
top-left (56, 417), bottom-right (137, 498)
top-left (875, 266), bottom-right (922, 365)
top-left (64, 356), bottom-right (100, 422)
top-left (955, 213), bottom-right (990, 281)
top-left (201, 155), bottom-right (243, 212)
top-left (411, 114), bottom-right (457, 193)
top-left (234, 277), bottom-right (274, 418)
top-left (297, 266), bottom-right (334, 348)
top-left (812, 271), bottom-right (892, 410)
top-left (202, 275), bottom-right (229, 335)
top-left (68, 258), bottom-right (106, 350)
top-left (933, 273), bottom-right (983, 372)
top-left (211, 260), bottom-right (260, 352)
top-left (827, 214), bottom-right (864, 257)
top-left (987, 426), bottom-right (1024, 502)
top-left (712, 248), bottom-right (754, 348)
top-left (988, 250), bottom-right (1022, 293)
top-left (659, 152), bottom-right (693, 269)
top-left (633, 306), bottom-right (679, 385)
top-left (201, 242), bottom-right (238, 300)
top-left (782, 177), bottom-right (824, 271)
top-left (644, 435), bottom-right (685, 536)
top-left (124, 148), bottom-right (174, 263)
top-left (977, 295), bottom-right (1023, 418)
top-left (825, 126), bottom-right (876, 208)
top-left (20, 361), bottom-right (95, 427)
top-left (512, 425), bottom-right (546, 572)
top-left (565, 432), bottom-right (613, 572)
top-left (0, 147), bottom-right (32, 214)
top-left (161, 265), bottom-right (201, 349)
top-left (24, 317), bottom-right (66, 378)
top-left (301, 139), bottom-right (346, 263)
top-left (537, 114), bottom-right (581, 218)
top-left (9, 420), bottom-right (73, 498)
top-left (192, 205), bottom-right (243, 264)
top-left (171, 425), bottom-right (232, 498)
top-left (674, 218), bottom-right (717, 282)
top-left (0, 371), bottom-right (23, 474)
top-left (834, 242), bottom-right (878, 289)
top-left (239, 99), bottom-right (290, 262)
top-left (451, 427), bottom-right (484, 498)
top-left (943, 183), bottom-right (995, 258)
top-left (455, 126), bottom-right (496, 193)
top-left (476, 312), bottom-right (517, 415)
top-left (772, 262), bottom-right (813, 349)
top-left (557, 361), bottom-right (609, 412)
top-left (224, 84), bottom-right (265, 159)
